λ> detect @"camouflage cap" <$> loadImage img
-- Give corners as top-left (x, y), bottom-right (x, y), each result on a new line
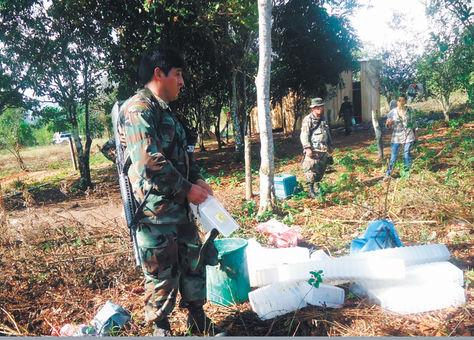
top-left (309, 98), bottom-right (324, 108)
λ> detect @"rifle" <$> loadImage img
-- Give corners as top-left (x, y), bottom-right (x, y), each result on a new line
top-left (111, 102), bottom-right (143, 267)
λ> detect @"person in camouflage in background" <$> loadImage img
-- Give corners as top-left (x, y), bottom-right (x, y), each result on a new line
top-left (300, 98), bottom-right (334, 198)
top-left (118, 48), bottom-right (221, 336)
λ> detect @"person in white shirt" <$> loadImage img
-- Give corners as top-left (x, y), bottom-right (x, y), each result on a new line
top-left (385, 95), bottom-right (416, 177)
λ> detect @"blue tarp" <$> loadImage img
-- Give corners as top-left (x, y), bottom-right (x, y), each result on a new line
top-left (350, 219), bottom-right (403, 253)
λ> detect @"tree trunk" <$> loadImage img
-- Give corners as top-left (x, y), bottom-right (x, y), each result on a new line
top-left (215, 104), bottom-right (222, 149)
top-left (256, 0), bottom-right (275, 214)
top-left (81, 60), bottom-right (93, 188)
top-left (244, 134), bottom-right (252, 200)
top-left (231, 70), bottom-right (243, 156)
top-left (7, 145), bottom-right (27, 171)
top-left (69, 101), bottom-right (92, 190)
top-left (243, 75), bottom-right (252, 200)
top-left (439, 94), bottom-right (450, 122)
top-left (371, 109), bottom-right (384, 161)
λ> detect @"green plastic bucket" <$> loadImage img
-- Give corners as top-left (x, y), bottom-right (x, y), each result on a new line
top-left (206, 238), bottom-right (250, 306)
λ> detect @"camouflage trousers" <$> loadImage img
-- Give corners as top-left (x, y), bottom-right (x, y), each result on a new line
top-left (136, 221), bottom-right (208, 323)
top-left (302, 151), bottom-right (328, 184)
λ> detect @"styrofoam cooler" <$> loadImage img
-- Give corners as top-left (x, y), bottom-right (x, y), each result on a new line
top-left (346, 244), bottom-right (450, 266)
top-left (249, 281), bottom-right (344, 320)
top-left (246, 239), bottom-right (310, 287)
top-left (189, 196), bottom-right (239, 236)
top-left (299, 283), bottom-right (345, 308)
top-left (366, 282), bottom-right (466, 314)
top-left (356, 261), bottom-right (464, 291)
top-left (253, 257), bottom-right (406, 286)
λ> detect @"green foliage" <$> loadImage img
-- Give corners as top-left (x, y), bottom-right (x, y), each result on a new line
top-left (444, 168), bottom-right (459, 188)
top-left (336, 153), bottom-right (356, 171)
top-left (272, 0), bottom-right (359, 101)
top-left (256, 209), bottom-right (276, 222)
top-left (367, 142), bottom-right (378, 153)
top-left (32, 124), bottom-right (53, 145)
top-left (241, 200), bottom-right (257, 219)
top-left (308, 270), bottom-right (324, 288)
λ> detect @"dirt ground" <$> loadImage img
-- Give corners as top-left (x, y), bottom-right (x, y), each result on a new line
top-left (0, 120), bottom-right (473, 336)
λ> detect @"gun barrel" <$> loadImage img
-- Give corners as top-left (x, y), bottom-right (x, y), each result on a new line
top-left (111, 102), bottom-right (142, 267)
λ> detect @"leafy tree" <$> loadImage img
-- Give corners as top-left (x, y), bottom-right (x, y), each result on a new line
top-left (424, 0), bottom-right (474, 106)
top-left (0, 0), bottom-right (112, 188)
top-left (271, 0), bottom-right (358, 131)
top-left (379, 44), bottom-right (419, 103)
top-left (0, 108), bottom-right (32, 170)
top-left (32, 106), bottom-right (71, 133)
top-left (416, 41), bottom-right (464, 122)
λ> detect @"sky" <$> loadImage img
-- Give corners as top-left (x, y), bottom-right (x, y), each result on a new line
top-left (349, 0), bottom-right (431, 56)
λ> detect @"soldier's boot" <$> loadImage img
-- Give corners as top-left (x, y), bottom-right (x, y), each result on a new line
top-left (153, 317), bottom-right (172, 336)
top-left (186, 307), bottom-right (226, 336)
top-left (307, 182), bottom-right (316, 198)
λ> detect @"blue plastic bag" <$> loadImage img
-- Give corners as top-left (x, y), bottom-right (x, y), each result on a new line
top-left (92, 301), bottom-right (131, 336)
top-left (350, 219), bottom-right (403, 253)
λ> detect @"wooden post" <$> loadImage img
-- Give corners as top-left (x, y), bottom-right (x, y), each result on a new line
top-left (68, 136), bottom-right (78, 170)
top-left (371, 110), bottom-right (384, 161)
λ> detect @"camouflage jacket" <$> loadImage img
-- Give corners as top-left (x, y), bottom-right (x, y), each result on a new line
top-left (118, 88), bottom-right (202, 224)
top-left (300, 113), bottom-right (333, 152)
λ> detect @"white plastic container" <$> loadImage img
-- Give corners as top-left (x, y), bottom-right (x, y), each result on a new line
top-left (249, 281), bottom-right (344, 320)
top-left (356, 261), bottom-right (464, 291)
top-left (253, 257), bottom-right (406, 286)
top-left (346, 244), bottom-right (450, 266)
top-left (366, 282), bottom-right (466, 314)
top-left (189, 196), bottom-right (239, 237)
top-left (300, 283), bottom-right (345, 308)
top-left (246, 239), bottom-right (310, 287)
top-left (249, 281), bottom-right (308, 320)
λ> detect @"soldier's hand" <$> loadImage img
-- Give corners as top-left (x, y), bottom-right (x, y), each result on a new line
top-left (304, 148), bottom-right (313, 158)
top-left (196, 179), bottom-right (213, 195)
top-left (187, 184), bottom-right (209, 204)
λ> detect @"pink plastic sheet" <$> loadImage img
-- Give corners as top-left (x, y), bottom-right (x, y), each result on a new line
top-left (256, 219), bottom-right (302, 247)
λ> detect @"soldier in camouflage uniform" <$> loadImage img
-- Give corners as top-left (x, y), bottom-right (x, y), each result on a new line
top-left (300, 98), bottom-right (333, 198)
top-left (118, 49), bottom-right (220, 336)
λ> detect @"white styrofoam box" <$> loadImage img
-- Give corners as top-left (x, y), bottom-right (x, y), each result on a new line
top-left (357, 261), bottom-right (464, 291)
top-left (366, 282), bottom-right (466, 314)
top-left (249, 281), bottom-right (344, 320)
top-left (346, 244), bottom-right (450, 266)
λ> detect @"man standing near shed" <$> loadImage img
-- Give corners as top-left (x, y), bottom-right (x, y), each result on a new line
top-left (118, 48), bottom-right (220, 336)
top-left (338, 95), bottom-right (354, 135)
top-left (300, 98), bottom-right (333, 198)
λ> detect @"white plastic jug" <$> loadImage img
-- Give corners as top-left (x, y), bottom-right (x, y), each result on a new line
top-left (249, 281), bottom-right (344, 320)
top-left (248, 281), bottom-right (309, 320)
top-left (190, 196), bottom-right (239, 237)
